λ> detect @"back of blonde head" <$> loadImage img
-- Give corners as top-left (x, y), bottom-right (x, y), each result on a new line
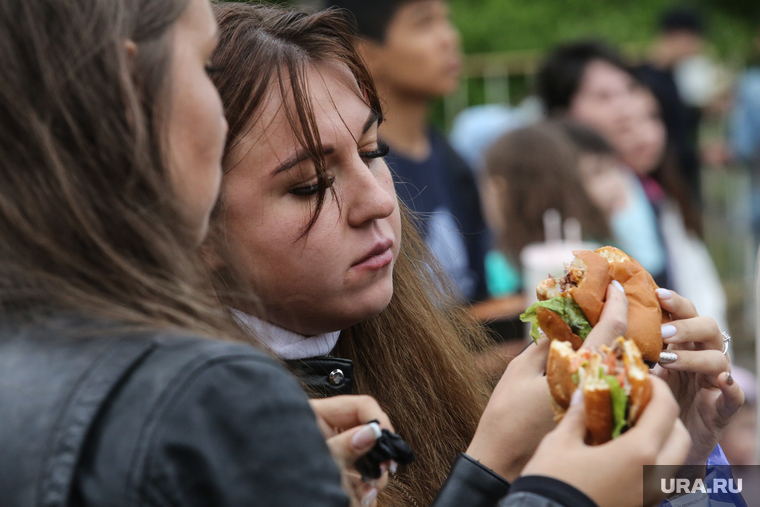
top-left (0, 0), bottom-right (236, 337)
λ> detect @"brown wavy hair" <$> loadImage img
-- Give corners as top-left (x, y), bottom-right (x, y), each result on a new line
top-left (207, 3), bottom-right (491, 505)
top-left (484, 121), bottom-right (613, 260)
top-left (0, 0), bottom-right (236, 337)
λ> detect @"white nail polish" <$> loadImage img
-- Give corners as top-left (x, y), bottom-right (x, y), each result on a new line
top-left (661, 324), bottom-right (677, 339)
top-left (351, 424), bottom-right (380, 449)
top-left (367, 422), bottom-right (382, 439)
top-left (656, 288), bottom-right (672, 300)
top-left (363, 488), bottom-right (378, 506)
top-left (611, 280), bottom-right (625, 293)
top-left (389, 461), bottom-right (398, 474)
top-left (570, 388), bottom-right (583, 406)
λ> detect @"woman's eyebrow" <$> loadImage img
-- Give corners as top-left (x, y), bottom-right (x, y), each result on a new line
top-left (362, 111), bottom-right (380, 135)
top-left (271, 111), bottom-right (379, 177)
top-left (271, 148), bottom-right (336, 177)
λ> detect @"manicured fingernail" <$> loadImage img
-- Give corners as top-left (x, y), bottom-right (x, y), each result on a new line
top-left (611, 280), bottom-right (625, 293)
top-left (363, 488), bottom-right (378, 506)
top-left (571, 388), bottom-right (584, 406)
top-left (389, 461), bottom-right (398, 474)
top-left (352, 422), bottom-right (381, 449)
top-left (661, 324), bottom-right (677, 339)
top-left (726, 372), bottom-right (734, 386)
top-left (659, 351), bottom-right (678, 364)
top-left (380, 463), bottom-right (388, 476)
top-left (656, 288), bottom-right (672, 300)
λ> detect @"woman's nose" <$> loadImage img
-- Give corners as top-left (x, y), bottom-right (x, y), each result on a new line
top-left (346, 160), bottom-right (397, 227)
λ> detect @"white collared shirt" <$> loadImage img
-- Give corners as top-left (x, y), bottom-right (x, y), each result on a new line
top-left (230, 308), bottom-right (341, 360)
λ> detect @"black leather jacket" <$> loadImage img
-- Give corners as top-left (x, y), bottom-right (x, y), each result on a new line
top-left (0, 316), bottom-right (348, 507)
top-left (288, 357), bottom-right (598, 507)
top-left (0, 315), bottom-right (595, 507)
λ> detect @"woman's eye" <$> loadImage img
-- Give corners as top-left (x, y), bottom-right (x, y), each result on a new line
top-left (205, 61), bottom-right (223, 76)
top-left (289, 176), bottom-right (335, 197)
top-left (359, 141), bottom-right (390, 161)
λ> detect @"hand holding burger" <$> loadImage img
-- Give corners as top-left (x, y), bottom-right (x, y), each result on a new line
top-left (521, 246), bottom-right (666, 364)
top-left (466, 281), bottom-right (630, 480)
top-left (521, 375), bottom-right (691, 507)
top-left (652, 289), bottom-right (744, 465)
top-left (547, 337), bottom-right (651, 445)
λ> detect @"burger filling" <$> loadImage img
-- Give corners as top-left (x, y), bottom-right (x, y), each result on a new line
top-left (520, 295), bottom-right (592, 343)
top-left (599, 340), bottom-right (630, 438)
top-left (527, 258), bottom-right (592, 342)
top-left (571, 342), bottom-right (630, 439)
top-left (604, 375), bottom-right (628, 438)
top-left (558, 259), bottom-right (586, 293)
top-left (536, 258), bottom-right (588, 299)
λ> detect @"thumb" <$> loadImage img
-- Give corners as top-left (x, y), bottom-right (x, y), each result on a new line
top-left (325, 421), bottom-right (381, 468)
top-left (554, 388), bottom-right (587, 440)
top-left (509, 336), bottom-right (551, 375)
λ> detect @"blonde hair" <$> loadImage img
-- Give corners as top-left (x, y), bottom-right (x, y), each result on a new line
top-left (0, 0), bottom-right (240, 340)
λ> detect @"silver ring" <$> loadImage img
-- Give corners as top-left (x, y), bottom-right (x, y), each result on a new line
top-left (721, 331), bottom-right (731, 355)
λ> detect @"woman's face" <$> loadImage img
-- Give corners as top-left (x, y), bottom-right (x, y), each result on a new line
top-left (166, 0), bottom-right (227, 243)
top-left (220, 64), bottom-right (402, 336)
top-left (617, 90), bottom-right (667, 175)
top-left (569, 59), bottom-right (639, 150)
top-left (577, 154), bottom-right (628, 217)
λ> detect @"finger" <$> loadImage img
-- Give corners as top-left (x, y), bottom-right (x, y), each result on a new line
top-left (658, 349), bottom-right (730, 377)
top-left (344, 470), bottom-right (388, 506)
top-left (552, 389), bottom-right (586, 440)
top-left (656, 289), bottom-right (698, 321)
top-left (715, 371), bottom-right (746, 421)
top-left (510, 334), bottom-right (551, 373)
top-left (626, 376), bottom-right (680, 450)
top-left (309, 395), bottom-right (394, 433)
top-left (346, 466), bottom-right (390, 494)
top-left (361, 487), bottom-right (380, 507)
top-left (325, 422), bottom-right (383, 467)
top-left (310, 396), bottom-right (393, 433)
top-left (655, 419), bottom-right (692, 466)
top-left (660, 317), bottom-right (721, 350)
top-left (311, 407), bottom-right (336, 438)
top-left (583, 282), bottom-right (628, 350)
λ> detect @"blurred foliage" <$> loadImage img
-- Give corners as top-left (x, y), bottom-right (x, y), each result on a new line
top-left (449, 0), bottom-right (757, 62)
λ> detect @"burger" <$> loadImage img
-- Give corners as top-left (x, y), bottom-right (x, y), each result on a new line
top-left (520, 246), bottom-right (665, 364)
top-left (547, 337), bottom-right (652, 445)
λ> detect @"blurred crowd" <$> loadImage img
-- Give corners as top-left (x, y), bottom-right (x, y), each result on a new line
top-left (318, 0), bottom-right (760, 465)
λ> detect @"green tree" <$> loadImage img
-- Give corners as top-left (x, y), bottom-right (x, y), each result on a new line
top-left (450, 0), bottom-right (755, 60)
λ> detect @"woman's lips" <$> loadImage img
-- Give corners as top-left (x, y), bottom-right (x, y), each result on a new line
top-left (352, 239), bottom-right (393, 271)
top-left (353, 247), bottom-right (393, 271)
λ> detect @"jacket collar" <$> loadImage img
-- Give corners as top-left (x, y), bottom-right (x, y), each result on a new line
top-left (229, 309), bottom-right (340, 360)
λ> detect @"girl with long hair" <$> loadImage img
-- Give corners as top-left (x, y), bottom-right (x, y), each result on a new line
top-left (205, 3), bottom-right (697, 506)
top-left (482, 121), bottom-right (614, 261)
top-left (0, 0), bottom-right (395, 504)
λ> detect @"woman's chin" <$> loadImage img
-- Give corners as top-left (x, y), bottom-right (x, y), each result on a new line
top-left (342, 283), bottom-right (394, 325)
